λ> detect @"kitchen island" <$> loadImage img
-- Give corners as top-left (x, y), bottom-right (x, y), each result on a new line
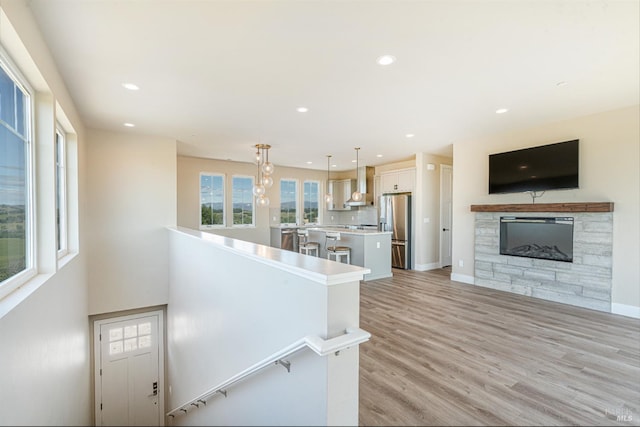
top-left (306, 227), bottom-right (392, 281)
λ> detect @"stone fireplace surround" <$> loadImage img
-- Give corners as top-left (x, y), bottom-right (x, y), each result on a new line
top-left (471, 203), bottom-right (613, 312)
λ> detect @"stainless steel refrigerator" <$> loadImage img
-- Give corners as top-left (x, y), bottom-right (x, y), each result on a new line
top-left (379, 193), bottom-right (411, 269)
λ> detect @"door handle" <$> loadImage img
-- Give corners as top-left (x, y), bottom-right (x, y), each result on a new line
top-left (443, 228), bottom-right (450, 231)
top-left (148, 381), bottom-right (158, 397)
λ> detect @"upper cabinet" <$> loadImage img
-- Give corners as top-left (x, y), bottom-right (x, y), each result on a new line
top-left (328, 179), bottom-right (354, 211)
top-left (379, 168), bottom-right (416, 194)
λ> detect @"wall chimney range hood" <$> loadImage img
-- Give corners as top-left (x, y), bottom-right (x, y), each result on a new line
top-left (346, 166), bottom-right (375, 206)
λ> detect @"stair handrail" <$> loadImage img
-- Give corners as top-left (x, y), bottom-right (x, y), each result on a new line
top-left (166, 327), bottom-right (371, 418)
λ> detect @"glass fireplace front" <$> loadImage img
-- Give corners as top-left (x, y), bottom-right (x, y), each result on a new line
top-left (500, 217), bottom-right (574, 262)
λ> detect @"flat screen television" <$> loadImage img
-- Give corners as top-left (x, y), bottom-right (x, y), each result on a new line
top-left (489, 139), bottom-right (579, 194)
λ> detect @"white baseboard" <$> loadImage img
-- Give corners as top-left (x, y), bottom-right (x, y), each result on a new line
top-left (414, 262), bottom-right (441, 271)
top-left (611, 303), bottom-right (640, 319)
top-left (451, 273), bottom-right (474, 285)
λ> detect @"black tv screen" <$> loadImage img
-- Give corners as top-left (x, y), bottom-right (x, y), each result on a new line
top-left (489, 139), bottom-right (579, 194)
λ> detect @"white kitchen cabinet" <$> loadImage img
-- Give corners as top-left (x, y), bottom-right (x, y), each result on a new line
top-left (328, 179), bottom-right (354, 210)
top-left (379, 168), bottom-right (415, 193)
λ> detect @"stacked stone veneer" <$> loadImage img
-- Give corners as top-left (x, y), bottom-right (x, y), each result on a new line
top-left (474, 212), bottom-right (612, 312)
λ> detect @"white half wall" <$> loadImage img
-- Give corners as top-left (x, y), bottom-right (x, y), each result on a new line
top-left (87, 130), bottom-right (177, 315)
top-left (167, 227), bottom-right (365, 426)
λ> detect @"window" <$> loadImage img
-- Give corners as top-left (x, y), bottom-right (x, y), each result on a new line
top-left (280, 179), bottom-right (298, 225)
top-left (108, 321), bottom-right (152, 355)
top-left (232, 176), bottom-right (254, 226)
top-left (55, 127), bottom-right (67, 256)
top-left (0, 57), bottom-right (32, 287)
top-left (200, 173), bottom-right (225, 227)
top-left (303, 181), bottom-right (320, 224)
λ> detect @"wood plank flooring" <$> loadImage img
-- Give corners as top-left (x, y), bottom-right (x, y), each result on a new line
top-left (359, 268), bottom-right (640, 426)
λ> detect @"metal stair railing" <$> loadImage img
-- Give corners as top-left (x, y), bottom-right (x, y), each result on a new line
top-left (166, 327), bottom-right (371, 419)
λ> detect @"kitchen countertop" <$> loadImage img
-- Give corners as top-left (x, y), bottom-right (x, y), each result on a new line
top-left (307, 227), bottom-right (391, 236)
top-left (271, 225), bottom-right (389, 235)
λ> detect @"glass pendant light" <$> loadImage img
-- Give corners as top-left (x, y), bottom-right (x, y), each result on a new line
top-left (351, 147), bottom-right (363, 202)
top-left (262, 175), bottom-right (273, 189)
top-left (262, 145), bottom-right (274, 175)
top-left (325, 154), bottom-right (333, 204)
top-left (252, 143), bottom-right (273, 207)
top-left (256, 194), bottom-right (270, 207)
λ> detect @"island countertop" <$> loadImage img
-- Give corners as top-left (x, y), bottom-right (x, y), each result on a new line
top-left (305, 228), bottom-right (392, 281)
top-left (306, 226), bottom-right (392, 236)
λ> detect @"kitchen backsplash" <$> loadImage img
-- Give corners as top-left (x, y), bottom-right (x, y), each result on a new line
top-left (323, 205), bottom-right (378, 226)
top-left (269, 205), bottom-right (378, 226)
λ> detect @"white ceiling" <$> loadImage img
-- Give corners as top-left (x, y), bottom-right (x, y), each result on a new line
top-left (27, 0), bottom-right (639, 171)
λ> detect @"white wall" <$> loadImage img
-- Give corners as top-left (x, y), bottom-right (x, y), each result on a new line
top-left (87, 130), bottom-right (177, 315)
top-left (415, 153), bottom-right (453, 270)
top-left (0, 1), bottom-right (91, 424)
top-left (178, 155), bottom-right (342, 245)
top-left (452, 105), bottom-right (640, 314)
top-left (0, 258), bottom-right (90, 425)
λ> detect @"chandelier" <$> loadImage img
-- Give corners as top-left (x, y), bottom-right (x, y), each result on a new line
top-left (252, 143), bottom-right (274, 207)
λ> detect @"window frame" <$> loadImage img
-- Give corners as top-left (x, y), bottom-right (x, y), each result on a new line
top-left (0, 48), bottom-right (36, 299)
top-left (279, 178), bottom-right (298, 226)
top-left (199, 172), bottom-right (226, 229)
top-left (231, 175), bottom-right (255, 228)
top-left (55, 125), bottom-right (68, 258)
top-left (302, 180), bottom-right (321, 225)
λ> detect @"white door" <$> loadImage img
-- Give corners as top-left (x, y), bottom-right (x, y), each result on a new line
top-left (440, 165), bottom-right (453, 267)
top-left (95, 311), bottom-right (164, 426)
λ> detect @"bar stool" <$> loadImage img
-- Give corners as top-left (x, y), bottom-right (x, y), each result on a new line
top-left (325, 231), bottom-right (350, 264)
top-left (297, 229), bottom-right (320, 257)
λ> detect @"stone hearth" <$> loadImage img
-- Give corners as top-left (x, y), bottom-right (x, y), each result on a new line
top-left (473, 210), bottom-right (613, 312)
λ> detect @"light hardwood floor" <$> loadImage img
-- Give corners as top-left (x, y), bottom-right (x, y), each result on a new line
top-left (359, 268), bottom-right (640, 426)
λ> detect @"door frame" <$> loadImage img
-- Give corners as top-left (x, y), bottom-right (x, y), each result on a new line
top-left (439, 164), bottom-right (453, 267)
top-left (93, 309), bottom-right (165, 426)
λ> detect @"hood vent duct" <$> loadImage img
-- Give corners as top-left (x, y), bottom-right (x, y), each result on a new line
top-left (346, 166), bottom-right (375, 206)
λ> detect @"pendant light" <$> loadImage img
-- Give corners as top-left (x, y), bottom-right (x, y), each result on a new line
top-left (351, 147), bottom-right (363, 202)
top-left (252, 143), bottom-right (273, 207)
top-left (325, 155), bottom-right (333, 204)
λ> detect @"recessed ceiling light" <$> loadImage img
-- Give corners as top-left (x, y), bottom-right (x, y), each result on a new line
top-left (556, 81), bottom-right (568, 87)
top-left (332, 164), bottom-right (337, 168)
top-left (306, 161), bottom-right (313, 165)
top-left (123, 122), bottom-right (135, 127)
top-left (297, 107), bottom-right (309, 113)
top-left (377, 55), bottom-right (396, 66)
top-left (496, 108), bottom-right (509, 114)
top-left (376, 154), bottom-right (383, 158)
top-left (405, 134), bottom-right (415, 138)
top-left (352, 159), bottom-right (357, 163)
top-left (122, 83), bottom-right (139, 91)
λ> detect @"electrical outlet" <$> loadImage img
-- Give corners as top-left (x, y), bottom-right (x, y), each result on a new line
top-left (351, 216), bottom-right (355, 221)
top-left (376, 241), bottom-right (380, 248)
top-left (458, 259), bottom-right (464, 267)
top-left (331, 216), bottom-right (334, 221)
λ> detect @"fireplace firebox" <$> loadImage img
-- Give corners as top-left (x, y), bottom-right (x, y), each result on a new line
top-left (499, 217), bottom-right (574, 262)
